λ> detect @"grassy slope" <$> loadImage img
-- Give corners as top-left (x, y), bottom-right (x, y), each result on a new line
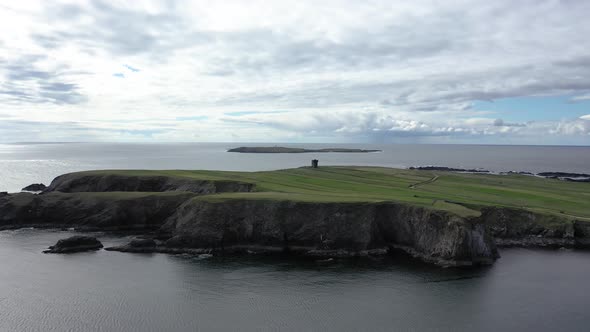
top-left (80, 167), bottom-right (590, 219)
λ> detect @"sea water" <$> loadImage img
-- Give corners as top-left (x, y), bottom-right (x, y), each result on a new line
top-left (1, 142), bottom-right (590, 331)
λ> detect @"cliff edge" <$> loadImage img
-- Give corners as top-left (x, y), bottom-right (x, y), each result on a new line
top-left (0, 171), bottom-right (499, 266)
top-left (2, 167), bottom-right (588, 266)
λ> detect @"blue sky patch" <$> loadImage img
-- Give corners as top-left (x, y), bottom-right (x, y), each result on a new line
top-left (224, 111), bottom-right (262, 116)
top-left (124, 64), bottom-right (140, 72)
top-left (224, 111), bottom-right (288, 116)
top-left (175, 116), bottom-right (208, 121)
top-left (473, 95), bottom-right (590, 122)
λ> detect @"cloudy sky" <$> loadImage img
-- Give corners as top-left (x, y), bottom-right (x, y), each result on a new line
top-left (1, 0), bottom-right (589, 144)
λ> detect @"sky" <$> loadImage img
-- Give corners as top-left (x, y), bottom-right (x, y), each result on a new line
top-left (0, 0), bottom-right (589, 145)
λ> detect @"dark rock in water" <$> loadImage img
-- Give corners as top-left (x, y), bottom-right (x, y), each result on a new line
top-left (0, 192), bottom-right (8, 197)
top-left (43, 235), bottom-right (103, 254)
top-left (409, 166), bottom-right (489, 173)
top-left (129, 238), bottom-right (157, 248)
top-left (563, 177), bottom-right (590, 183)
top-left (536, 172), bottom-right (590, 182)
top-left (22, 183), bottom-right (47, 192)
top-left (104, 238), bottom-right (158, 253)
top-left (537, 172), bottom-right (590, 178)
top-left (500, 171), bottom-right (534, 176)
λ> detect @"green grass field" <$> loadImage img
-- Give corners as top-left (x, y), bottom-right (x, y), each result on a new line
top-left (83, 167), bottom-right (590, 219)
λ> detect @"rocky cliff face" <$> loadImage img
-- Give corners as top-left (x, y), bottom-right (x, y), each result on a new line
top-left (479, 207), bottom-right (589, 248)
top-left (0, 190), bottom-right (499, 266)
top-left (46, 173), bottom-right (255, 194)
top-left (0, 192), bottom-right (193, 231)
top-left (158, 199), bottom-right (498, 266)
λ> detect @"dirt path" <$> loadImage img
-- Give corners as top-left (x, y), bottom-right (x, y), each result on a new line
top-left (409, 175), bottom-right (439, 189)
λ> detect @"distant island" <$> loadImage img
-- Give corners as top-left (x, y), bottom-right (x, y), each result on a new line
top-left (228, 146), bottom-right (381, 153)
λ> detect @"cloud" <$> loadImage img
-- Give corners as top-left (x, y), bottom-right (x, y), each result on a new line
top-left (551, 119), bottom-right (590, 136)
top-left (572, 94), bottom-right (590, 102)
top-left (1, 1), bottom-right (590, 143)
top-left (493, 118), bottom-right (526, 127)
top-left (0, 54), bottom-right (87, 104)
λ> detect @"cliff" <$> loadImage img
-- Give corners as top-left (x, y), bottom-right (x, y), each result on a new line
top-left (0, 173), bottom-right (498, 266)
top-left (157, 199), bottom-right (498, 266)
top-left (480, 207), bottom-right (589, 248)
top-left (46, 172), bottom-right (254, 194)
top-left (0, 192), bottom-right (193, 231)
top-left (2, 167), bottom-right (588, 266)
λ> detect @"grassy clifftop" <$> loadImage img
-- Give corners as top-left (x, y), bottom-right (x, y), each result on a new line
top-left (75, 167), bottom-right (590, 219)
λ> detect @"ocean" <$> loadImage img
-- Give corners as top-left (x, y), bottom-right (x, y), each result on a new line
top-left (1, 142), bottom-right (590, 331)
top-left (1, 142), bottom-right (589, 193)
top-left (0, 229), bottom-right (589, 331)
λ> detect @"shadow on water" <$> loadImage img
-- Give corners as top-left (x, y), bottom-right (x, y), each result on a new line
top-left (2, 229), bottom-right (589, 331)
top-left (169, 249), bottom-right (494, 285)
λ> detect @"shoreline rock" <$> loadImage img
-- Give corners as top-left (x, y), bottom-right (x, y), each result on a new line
top-left (21, 183), bottom-right (47, 192)
top-left (409, 166), bottom-right (490, 173)
top-left (156, 200), bottom-right (499, 267)
top-left (411, 166), bottom-right (590, 183)
top-left (43, 235), bottom-right (103, 254)
top-left (481, 207), bottom-right (590, 249)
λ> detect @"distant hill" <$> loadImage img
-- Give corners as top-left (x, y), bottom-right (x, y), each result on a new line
top-left (227, 146), bottom-right (381, 153)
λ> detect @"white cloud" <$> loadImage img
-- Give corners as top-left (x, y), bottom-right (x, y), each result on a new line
top-left (0, 0), bottom-right (590, 144)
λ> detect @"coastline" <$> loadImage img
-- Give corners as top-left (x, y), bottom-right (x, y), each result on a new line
top-left (1, 166), bottom-right (589, 267)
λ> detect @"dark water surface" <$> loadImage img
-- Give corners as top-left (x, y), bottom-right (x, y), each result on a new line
top-left (2, 142), bottom-right (590, 192)
top-left (0, 230), bottom-right (589, 332)
top-left (1, 143), bottom-right (590, 331)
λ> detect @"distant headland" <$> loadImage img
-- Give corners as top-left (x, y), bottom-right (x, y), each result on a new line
top-left (228, 146), bottom-right (381, 153)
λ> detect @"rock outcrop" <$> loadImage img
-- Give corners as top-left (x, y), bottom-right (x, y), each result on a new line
top-left (43, 235), bottom-right (103, 253)
top-left (0, 189), bottom-right (498, 266)
top-left (22, 183), bottom-right (47, 192)
top-left (0, 191), bottom-right (194, 231)
top-left (45, 172), bottom-right (255, 194)
top-left (479, 207), bottom-right (589, 248)
top-left (153, 199), bottom-right (498, 266)
top-left (409, 166), bottom-right (489, 173)
top-left (105, 238), bottom-right (158, 253)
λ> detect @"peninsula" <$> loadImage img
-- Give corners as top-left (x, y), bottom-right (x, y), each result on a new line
top-left (1, 167), bottom-right (589, 266)
top-left (227, 146), bottom-right (381, 153)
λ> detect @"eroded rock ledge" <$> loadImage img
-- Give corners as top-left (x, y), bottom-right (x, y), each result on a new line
top-left (0, 192), bottom-right (498, 267)
top-left (154, 199), bottom-right (499, 266)
top-left (44, 235), bottom-right (103, 254)
top-left (480, 207), bottom-right (590, 248)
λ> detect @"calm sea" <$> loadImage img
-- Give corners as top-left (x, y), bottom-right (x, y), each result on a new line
top-left (1, 142), bottom-right (590, 193)
top-left (0, 229), bottom-right (589, 331)
top-left (1, 142), bottom-right (590, 331)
